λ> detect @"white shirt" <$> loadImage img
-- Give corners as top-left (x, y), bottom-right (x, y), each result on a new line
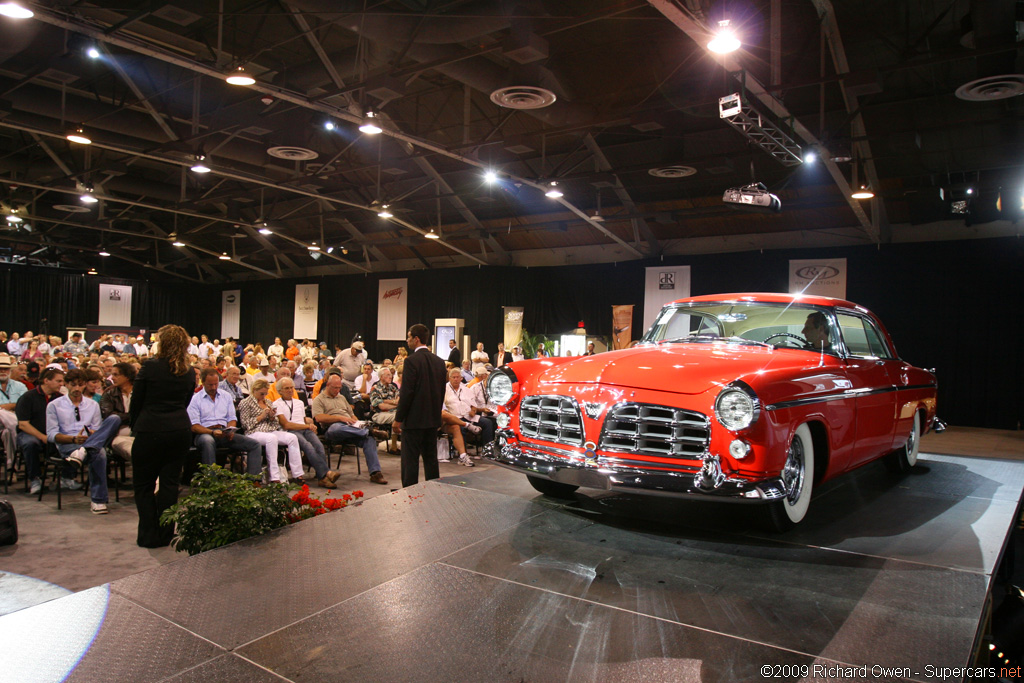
top-left (187, 343), bottom-right (200, 357)
top-left (268, 344), bottom-right (284, 359)
top-left (37, 342), bottom-right (51, 355)
top-left (511, 353), bottom-right (524, 362)
top-left (470, 349), bottom-right (488, 372)
top-left (6, 340), bottom-right (21, 355)
top-left (444, 382), bottom-right (474, 421)
top-left (211, 344), bottom-right (223, 357)
top-left (198, 343), bottom-right (214, 360)
top-left (354, 372), bottom-right (379, 397)
top-left (272, 397), bottom-right (307, 424)
top-left (465, 381), bottom-right (494, 413)
top-left (134, 343), bottom-right (149, 356)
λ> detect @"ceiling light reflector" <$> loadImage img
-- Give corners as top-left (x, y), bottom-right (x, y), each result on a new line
top-left (359, 111), bottom-right (382, 135)
top-left (545, 181), bottom-right (563, 199)
top-left (707, 20), bottom-right (741, 54)
top-left (0, 3), bottom-right (33, 19)
top-left (225, 67), bottom-right (255, 86)
top-left (66, 127), bottom-right (92, 145)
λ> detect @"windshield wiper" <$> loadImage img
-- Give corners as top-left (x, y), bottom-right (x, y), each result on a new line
top-left (662, 335), bottom-right (771, 348)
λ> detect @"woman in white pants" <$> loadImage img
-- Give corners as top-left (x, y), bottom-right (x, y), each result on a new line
top-left (238, 379), bottom-right (304, 484)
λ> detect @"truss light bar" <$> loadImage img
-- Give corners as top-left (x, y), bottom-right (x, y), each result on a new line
top-left (851, 185), bottom-right (875, 200)
top-left (172, 240), bottom-right (185, 247)
top-left (718, 93), bottom-right (802, 167)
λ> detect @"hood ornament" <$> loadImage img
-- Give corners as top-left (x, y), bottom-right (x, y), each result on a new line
top-left (582, 402), bottom-right (605, 419)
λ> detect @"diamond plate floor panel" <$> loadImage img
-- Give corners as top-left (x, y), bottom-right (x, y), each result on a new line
top-left (110, 481), bottom-right (548, 648)
top-left (159, 653), bottom-right (290, 683)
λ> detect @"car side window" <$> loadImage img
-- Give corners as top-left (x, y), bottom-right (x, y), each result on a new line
top-left (837, 313), bottom-right (893, 359)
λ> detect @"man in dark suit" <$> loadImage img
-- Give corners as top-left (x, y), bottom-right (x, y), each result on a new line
top-left (394, 323), bottom-right (447, 488)
top-left (493, 342), bottom-right (509, 367)
top-left (446, 339), bottom-right (461, 367)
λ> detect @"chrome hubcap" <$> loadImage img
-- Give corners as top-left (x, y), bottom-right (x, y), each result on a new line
top-left (782, 437), bottom-right (805, 504)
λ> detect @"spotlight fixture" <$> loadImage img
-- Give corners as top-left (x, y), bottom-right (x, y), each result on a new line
top-left (707, 19), bottom-right (741, 54)
top-left (86, 46), bottom-right (101, 59)
top-left (307, 242), bottom-right (320, 251)
top-left (190, 154), bottom-right (211, 173)
top-left (341, 245), bottom-right (348, 255)
top-left (484, 170), bottom-right (498, 184)
top-left (172, 239), bottom-right (185, 247)
top-left (79, 187), bottom-right (99, 204)
top-left (359, 110), bottom-right (383, 135)
top-left (851, 185), bottom-right (875, 200)
top-left (219, 252), bottom-right (231, 260)
top-left (87, 268), bottom-right (98, 275)
top-left (966, 187), bottom-right (974, 195)
top-left (225, 66), bottom-right (255, 86)
top-left (544, 181), bottom-right (563, 199)
top-left (803, 150), bottom-right (817, 164)
top-left (326, 246), bottom-right (334, 254)
top-left (0, 3), bottom-right (33, 19)
top-left (377, 204), bottom-right (393, 219)
top-left (99, 249), bottom-right (110, 257)
top-left (589, 211), bottom-right (604, 222)
top-left (324, 120), bottom-right (336, 131)
top-left (5, 210), bottom-right (21, 223)
top-left (66, 127), bottom-right (92, 145)
top-left (425, 228), bottom-right (440, 240)
top-left (258, 226), bottom-right (273, 235)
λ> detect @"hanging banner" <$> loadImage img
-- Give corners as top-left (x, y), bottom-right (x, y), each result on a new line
top-left (377, 278), bottom-right (408, 340)
top-left (98, 283), bottom-right (132, 327)
top-left (503, 306), bottom-right (524, 349)
top-left (789, 258), bottom-right (847, 298)
top-left (612, 305), bottom-right (634, 350)
top-left (294, 284), bottom-right (319, 339)
top-left (643, 266), bottom-right (690, 332)
top-left (221, 290), bottom-right (240, 339)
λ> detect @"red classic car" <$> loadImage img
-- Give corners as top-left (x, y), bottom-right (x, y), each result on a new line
top-left (483, 293), bottom-right (941, 530)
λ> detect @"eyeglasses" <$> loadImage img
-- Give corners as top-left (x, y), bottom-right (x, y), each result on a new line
top-left (74, 405), bottom-right (80, 421)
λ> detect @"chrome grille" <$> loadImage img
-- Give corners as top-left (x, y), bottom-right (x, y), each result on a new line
top-left (599, 403), bottom-right (709, 459)
top-left (519, 395), bottom-right (584, 446)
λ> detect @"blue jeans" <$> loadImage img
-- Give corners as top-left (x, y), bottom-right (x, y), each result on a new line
top-left (324, 423), bottom-right (381, 474)
top-left (462, 415), bottom-right (496, 445)
top-left (295, 429), bottom-right (329, 480)
top-left (16, 431), bottom-right (46, 480)
top-left (194, 432), bottom-right (264, 475)
top-left (55, 414), bottom-right (120, 503)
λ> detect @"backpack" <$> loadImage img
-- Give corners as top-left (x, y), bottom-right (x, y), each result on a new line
top-left (0, 499), bottom-right (17, 545)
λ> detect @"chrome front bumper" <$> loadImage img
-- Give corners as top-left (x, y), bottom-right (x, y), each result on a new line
top-left (484, 435), bottom-right (791, 503)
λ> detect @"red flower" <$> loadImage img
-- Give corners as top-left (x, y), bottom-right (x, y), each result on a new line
top-left (353, 490), bottom-right (364, 498)
top-left (309, 498), bottom-right (323, 508)
top-left (342, 493), bottom-right (352, 502)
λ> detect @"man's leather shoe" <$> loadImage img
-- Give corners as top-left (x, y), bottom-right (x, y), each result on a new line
top-left (326, 470), bottom-right (341, 483)
top-left (371, 429), bottom-right (389, 441)
top-left (318, 476), bottom-right (338, 489)
top-left (370, 471), bottom-right (387, 485)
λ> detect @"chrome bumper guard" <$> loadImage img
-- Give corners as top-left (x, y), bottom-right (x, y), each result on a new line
top-left (484, 435), bottom-right (789, 503)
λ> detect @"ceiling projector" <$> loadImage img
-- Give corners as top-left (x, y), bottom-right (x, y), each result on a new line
top-left (723, 182), bottom-right (781, 213)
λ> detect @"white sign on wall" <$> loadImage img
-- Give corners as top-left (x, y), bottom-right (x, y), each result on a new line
top-left (294, 284), bottom-right (319, 339)
top-left (789, 258), bottom-right (847, 298)
top-left (643, 266), bottom-right (691, 333)
top-left (98, 283), bottom-right (132, 326)
top-left (376, 278), bottom-right (408, 340)
top-left (221, 290), bottom-right (240, 339)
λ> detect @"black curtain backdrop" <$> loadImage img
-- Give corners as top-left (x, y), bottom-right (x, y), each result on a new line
top-left (3, 236), bottom-right (1021, 429)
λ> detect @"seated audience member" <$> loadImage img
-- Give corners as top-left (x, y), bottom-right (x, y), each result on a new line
top-left (15, 367), bottom-right (64, 494)
top-left (394, 346), bottom-right (408, 367)
top-left (317, 341), bottom-right (331, 360)
top-left (23, 362), bottom-right (41, 390)
top-left (301, 361), bottom-right (318, 393)
top-left (465, 367), bottom-right (496, 417)
top-left (511, 345), bottom-right (525, 362)
top-left (352, 361), bottom-right (378, 419)
top-left (470, 342), bottom-right (488, 373)
top-left (186, 336), bottom-right (200, 357)
top-left (211, 339), bottom-right (223, 358)
top-left (266, 366), bottom-right (303, 403)
top-left (314, 358), bottom-right (330, 381)
top-left (238, 379), bottom-right (304, 485)
top-left (443, 367), bottom-right (495, 459)
top-left (369, 366), bottom-right (399, 453)
top-left (460, 359), bottom-right (473, 384)
top-left (7, 332), bottom-right (22, 356)
top-left (46, 369), bottom-right (121, 514)
top-left (21, 338), bottom-right (43, 362)
top-left (253, 358), bottom-right (275, 383)
top-left (60, 333), bottom-right (82, 355)
top-left (273, 377), bottom-right (339, 489)
top-left (284, 338), bottom-right (300, 362)
top-left (187, 368), bottom-right (263, 477)
top-left (0, 353), bottom-right (27, 471)
top-left (266, 355), bottom-right (280, 376)
top-left (221, 364), bottom-right (246, 404)
top-left (312, 374), bottom-right (388, 485)
top-left (244, 354), bottom-right (261, 376)
top-left (84, 368), bottom-right (104, 404)
top-left (440, 410), bottom-right (476, 465)
top-left (268, 337), bottom-right (284, 360)
top-left (311, 367), bottom-right (354, 403)
top-left (133, 336), bottom-right (149, 357)
top-left (100, 362), bottom-right (136, 463)
top-left (583, 341), bottom-right (597, 356)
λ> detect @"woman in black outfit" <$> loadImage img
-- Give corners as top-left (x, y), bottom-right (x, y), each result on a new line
top-left (129, 324), bottom-right (196, 548)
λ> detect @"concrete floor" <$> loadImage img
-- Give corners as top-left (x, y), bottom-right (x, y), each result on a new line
top-left (0, 426), bottom-right (1019, 614)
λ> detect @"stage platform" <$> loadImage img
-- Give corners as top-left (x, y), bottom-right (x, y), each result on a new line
top-left (0, 452), bottom-right (1021, 682)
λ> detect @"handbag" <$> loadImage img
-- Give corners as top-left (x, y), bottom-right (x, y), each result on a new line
top-left (0, 499), bottom-right (18, 545)
top-left (436, 436), bottom-right (450, 462)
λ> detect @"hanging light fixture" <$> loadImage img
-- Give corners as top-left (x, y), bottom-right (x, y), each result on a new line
top-left (225, 66), bottom-right (255, 86)
top-left (359, 110), bottom-right (383, 135)
top-left (172, 239), bottom-right (185, 247)
top-left (544, 181), bottom-right (563, 199)
top-left (79, 184), bottom-right (99, 204)
top-left (0, 3), bottom-right (33, 19)
top-left (5, 209), bottom-right (21, 223)
top-left (425, 228), bottom-right (440, 239)
top-left (484, 170), bottom-right (498, 184)
top-left (307, 242), bottom-right (320, 251)
top-left (190, 154), bottom-right (211, 173)
top-left (377, 204), bottom-right (393, 219)
top-left (707, 19), bottom-right (741, 54)
top-left (66, 126), bottom-right (92, 145)
top-left (87, 268), bottom-right (98, 275)
top-left (99, 249), bottom-right (110, 257)
top-left (851, 185), bottom-right (875, 200)
top-left (258, 226), bottom-right (273, 235)
top-left (219, 252), bottom-right (231, 260)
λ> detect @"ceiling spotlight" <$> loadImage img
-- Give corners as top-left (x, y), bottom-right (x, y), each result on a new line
top-left (359, 110), bottom-right (383, 135)
top-left (966, 187), bottom-right (974, 195)
top-left (258, 226), bottom-right (273, 235)
top-left (707, 19), bottom-right (741, 54)
top-left (66, 127), bottom-right (92, 145)
top-left (377, 204), bottom-right (393, 218)
top-left (484, 170), bottom-right (498, 184)
top-left (425, 228), bottom-right (440, 239)
top-left (544, 181), bottom-right (563, 199)
top-left (87, 268), bottom-right (97, 275)
top-left (190, 154), bottom-right (211, 173)
top-left (341, 245), bottom-right (348, 255)
top-left (324, 120), bottom-right (336, 131)
top-left (589, 211), bottom-right (604, 223)
top-left (219, 252), bottom-right (231, 260)
top-left (851, 185), bottom-right (875, 200)
top-left (172, 240), bottom-right (185, 247)
top-left (803, 150), bottom-right (817, 164)
top-left (225, 66), bottom-right (255, 86)
top-left (307, 242), bottom-right (320, 251)
top-left (99, 249), bottom-right (110, 257)
top-left (86, 46), bottom-right (101, 59)
top-left (6, 210), bottom-right (21, 223)
top-left (79, 189), bottom-right (99, 204)
top-left (326, 246), bottom-right (334, 254)
top-left (0, 3), bottom-right (33, 19)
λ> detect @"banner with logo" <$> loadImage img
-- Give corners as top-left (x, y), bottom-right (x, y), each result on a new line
top-left (377, 278), bottom-right (408, 340)
top-left (98, 283), bottom-right (132, 326)
top-left (221, 290), bottom-right (240, 339)
top-left (643, 266), bottom-right (690, 332)
top-left (294, 284), bottom-right (319, 339)
top-left (612, 305), bottom-right (634, 350)
top-left (789, 258), bottom-right (847, 298)
top-left (503, 306), bottom-right (524, 348)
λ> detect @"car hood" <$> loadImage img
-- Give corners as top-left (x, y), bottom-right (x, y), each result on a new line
top-left (536, 343), bottom-right (782, 395)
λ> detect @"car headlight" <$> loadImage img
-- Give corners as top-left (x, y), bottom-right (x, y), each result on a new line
top-left (487, 369), bottom-right (516, 406)
top-left (714, 384), bottom-right (760, 431)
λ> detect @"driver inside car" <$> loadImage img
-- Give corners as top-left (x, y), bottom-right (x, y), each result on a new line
top-left (802, 312), bottom-right (833, 352)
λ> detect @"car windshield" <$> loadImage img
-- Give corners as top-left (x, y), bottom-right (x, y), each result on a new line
top-left (643, 301), bottom-right (838, 353)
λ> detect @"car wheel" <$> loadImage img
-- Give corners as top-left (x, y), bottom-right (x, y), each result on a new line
top-left (764, 423), bottom-right (815, 532)
top-left (884, 411), bottom-right (921, 474)
top-left (526, 475), bottom-right (579, 499)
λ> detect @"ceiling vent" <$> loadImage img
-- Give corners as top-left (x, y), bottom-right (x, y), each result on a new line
top-left (504, 144), bottom-right (534, 154)
top-left (151, 5), bottom-right (202, 26)
top-left (955, 74), bottom-right (1024, 101)
top-left (268, 146), bottom-right (319, 161)
top-left (490, 86), bottom-right (557, 110)
top-left (242, 125), bottom-right (274, 137)
top-left (305, 163), bottom-right (336, 174)
top-left (648, 165), bottom-right (697, 178)
top-left (52, 204), bottom-right (91, 213)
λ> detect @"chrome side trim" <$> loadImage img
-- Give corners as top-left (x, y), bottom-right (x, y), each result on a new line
top-left (765, 383), bottom-right (938, 411)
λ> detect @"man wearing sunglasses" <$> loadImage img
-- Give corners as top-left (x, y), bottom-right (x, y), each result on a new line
top-left (45, 368), bottom-right (122, 514)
